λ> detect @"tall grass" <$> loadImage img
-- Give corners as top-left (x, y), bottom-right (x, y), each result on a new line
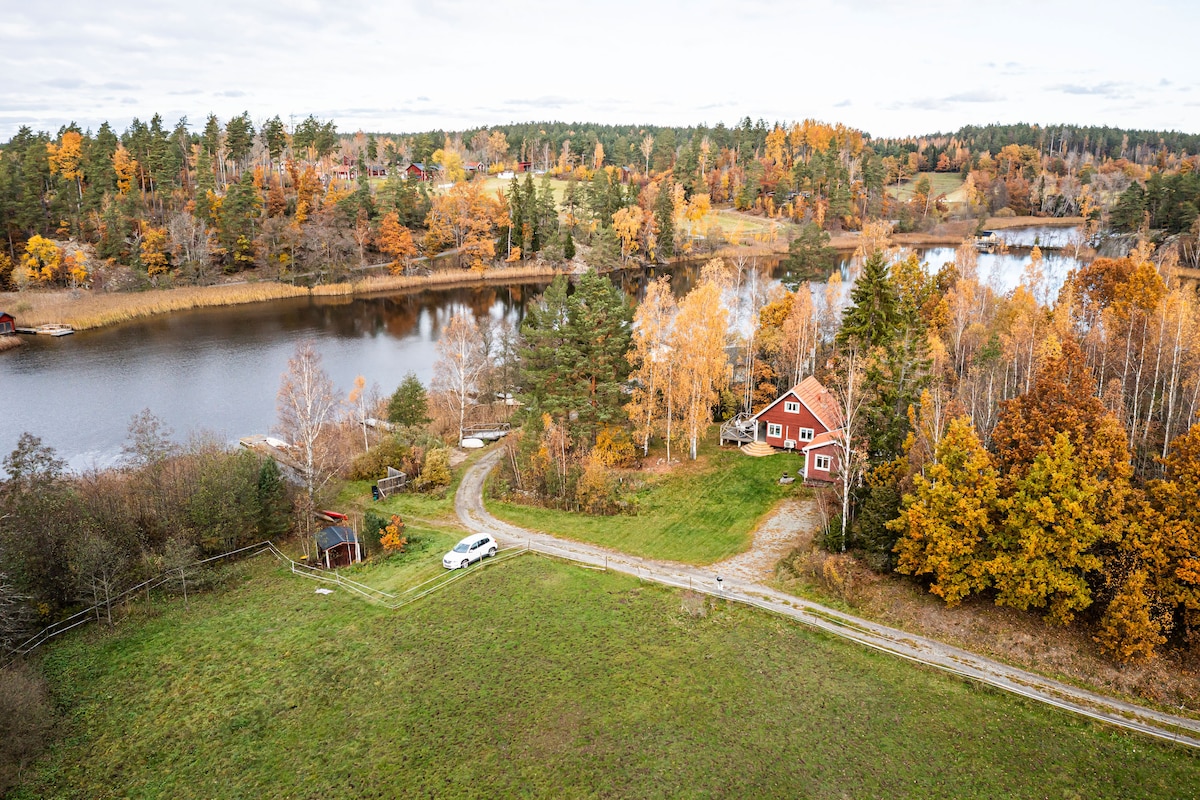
top-left (311, 263), bottom-right (566, 296)
top-left (1, 264), bottom-right (569, 331)
top-left (0, 336), bottom-right (22, 353)
top-left (0, 283), bottom-right (308, 331)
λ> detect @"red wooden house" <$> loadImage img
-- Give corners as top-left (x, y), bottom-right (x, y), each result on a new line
top-left (0, 311), bottom-right (14, 335)
top-left (405, 163), bottom-right (433, 181)
top-left (721, 376), bottom-right (843, 483)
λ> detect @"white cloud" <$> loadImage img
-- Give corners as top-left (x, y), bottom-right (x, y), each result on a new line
top-left (1, 0), bottom-right (1198, 140)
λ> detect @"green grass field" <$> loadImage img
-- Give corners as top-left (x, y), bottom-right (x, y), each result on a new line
top-left (487, 447), bottom-right (804, 564)
top-left (15, 556), bottom-right (1197, 799)
top-left (887, 171), bottom-right (966, 203)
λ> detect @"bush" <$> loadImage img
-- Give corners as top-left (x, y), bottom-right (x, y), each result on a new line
top-left (413, 448), bottom-right (451, 493)
top-left (0, 663), bottom-right (55, 794)
top-left (347, 436), bottom-right (410, 481)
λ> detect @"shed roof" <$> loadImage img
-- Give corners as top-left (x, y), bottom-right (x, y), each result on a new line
top-left (801, 429), bottom-right (843, 452)
top-left (316, 525), bottom-right (358, 550)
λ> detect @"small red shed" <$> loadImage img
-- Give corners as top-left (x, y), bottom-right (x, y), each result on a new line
top-left (316, 525), bottom-right (362, 569)
top-left (0, 312), bottom-right (14, 335)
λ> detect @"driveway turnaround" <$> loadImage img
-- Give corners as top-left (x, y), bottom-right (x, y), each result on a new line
top-left (457, 448), bottom-right (1200, 749)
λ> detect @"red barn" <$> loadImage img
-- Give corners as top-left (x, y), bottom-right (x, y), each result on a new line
top-left (0, 312), bottom-right (13, 335)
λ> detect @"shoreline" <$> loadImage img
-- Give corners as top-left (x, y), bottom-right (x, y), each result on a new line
top-left (1, 215), bottom-right (1084, 337)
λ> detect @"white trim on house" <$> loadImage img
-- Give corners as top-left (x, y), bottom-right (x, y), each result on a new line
top-left (814, 454), bottom-right (832, 471)
top-left (784, 400), bottom-right (800, 413)
top-left (798, 427), bottom-right (814, 441)
top-left (766, 422), bottom-right (782, 438)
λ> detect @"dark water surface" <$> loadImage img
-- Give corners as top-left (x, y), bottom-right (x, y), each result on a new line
top-left (1, 233), bottom-right (1080, 469)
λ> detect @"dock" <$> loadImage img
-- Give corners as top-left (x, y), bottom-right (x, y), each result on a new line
top-left (239, 434), bottom-right (306, 484)
top-left (16, 323), bottom-right (74, 336)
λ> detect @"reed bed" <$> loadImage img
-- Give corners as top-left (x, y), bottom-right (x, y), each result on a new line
top-left (0, 283), bottom-right (308, 331)
top-left (0, 336), bottom-right (22, 353)
top-left (312, 263), bottom-right (566, 297)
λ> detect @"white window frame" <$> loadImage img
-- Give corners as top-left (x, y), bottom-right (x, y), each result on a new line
top-left (814, 454), bottom-right (832, 471)
top-left (784, 401), bottom-right (800, 414)
top-left (798, 427), bottom-right (814, 442)
top-left (766, 423), bottom-right (782, 438)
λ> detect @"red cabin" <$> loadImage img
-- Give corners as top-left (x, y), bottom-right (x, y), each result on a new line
top-left (0, 312), bottom-right (13, 335)
top-left (745, 376), bottom-right (843, 482)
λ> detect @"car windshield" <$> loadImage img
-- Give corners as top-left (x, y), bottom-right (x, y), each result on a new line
top-left (452, 543), bottom-right (470, 553)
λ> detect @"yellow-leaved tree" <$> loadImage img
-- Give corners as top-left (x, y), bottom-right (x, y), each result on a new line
top-left (424, 182), bottom-right (505, 271)
top-left (670, 259), bottom-right (730, 460)
top-left (625, 275), bottom-right (676, 456)
top-left (380, 514), bottom-right (407, 552)
top-left (112, 144), bottom-right (138, 197)
top-left (47, 130), bottom-right (84, 205)
top-left (612, 206), bottom-right (642, 263)
top-left (891, 416), bottom-right (998, 605)
top-left (140, 226), bottom-right (170, 277)
top-left (21, 235), bottom-right (64, 285)
top-left (377, 211), bottom-right (418, 274)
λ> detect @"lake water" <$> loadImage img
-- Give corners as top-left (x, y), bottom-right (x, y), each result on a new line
top-left (1, 229), bottom-right (1083, 469)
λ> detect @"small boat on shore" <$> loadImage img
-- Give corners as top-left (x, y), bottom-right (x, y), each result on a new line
top-left (15, 323), bottom-right (75, 336)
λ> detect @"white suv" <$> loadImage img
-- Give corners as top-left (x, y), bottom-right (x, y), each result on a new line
top-left (442, 534), bottom-right (498, 569)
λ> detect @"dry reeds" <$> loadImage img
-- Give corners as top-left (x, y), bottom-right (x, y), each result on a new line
top-left (0, 283), bottom-right (309, 331)
top-left (0, 264), bottom-right (572, 333)
top-left (311, 264), bottom-right (566, 297)
top-left (0, 336), bottom-right (22, 353)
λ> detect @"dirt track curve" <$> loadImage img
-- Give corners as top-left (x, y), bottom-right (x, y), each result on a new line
top-left (456, 448), bottom-right (1200, 749)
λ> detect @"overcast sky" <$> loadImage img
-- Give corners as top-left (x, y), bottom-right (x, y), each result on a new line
top-left (3, 0), bottom-right (1197, 142)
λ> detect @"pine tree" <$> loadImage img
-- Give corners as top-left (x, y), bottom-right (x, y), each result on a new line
top-left (519, 271), bottom-right (632, 442)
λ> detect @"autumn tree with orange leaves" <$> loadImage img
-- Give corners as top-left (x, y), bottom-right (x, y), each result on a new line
top-left (424, 182), bottom-right (506, 270)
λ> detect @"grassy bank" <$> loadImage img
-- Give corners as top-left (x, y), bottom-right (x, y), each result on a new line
top-left (13, 556), bottom-right (1196, 798)
top-left (0, 336), bottom-right (21, 353)
top-left (488, 444), bottom-right (807, 564)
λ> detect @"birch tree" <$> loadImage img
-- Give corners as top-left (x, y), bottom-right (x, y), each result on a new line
top-left (626, 276), bottom-right (676, 455)
top-left (276, 341), bottom-right (341, 511)
top-left (670, 260), bottom-right (730, 460)
top-left (432, 313), bottom-right (487, 443)
top-left (828, 344), bottom-right (865, 551)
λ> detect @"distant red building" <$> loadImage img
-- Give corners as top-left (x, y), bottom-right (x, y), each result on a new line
top-left (405, 163), bottom-right (433, 181)
top-left (0, 311), bottom-right (13, 335)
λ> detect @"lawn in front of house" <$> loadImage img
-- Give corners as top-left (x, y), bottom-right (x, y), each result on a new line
top-left (488, 443), bottom-right (808, 564)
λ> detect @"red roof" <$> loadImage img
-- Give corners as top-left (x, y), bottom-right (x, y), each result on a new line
top-left (801, 429), bottom-right (843, 452)
top-left (792, 376), bottom-right (841, 430)
top-left (753, 375), bottom-right (841, 430)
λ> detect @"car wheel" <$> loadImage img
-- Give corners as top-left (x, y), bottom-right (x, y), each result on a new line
top-left (487, 547), bottom-right (497, 558)
top-left (460, 559), bottom-right (469, 569)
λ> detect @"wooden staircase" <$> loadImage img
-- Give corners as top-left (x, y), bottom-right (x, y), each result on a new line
top-left (740, 441), bottom-right (777, 457)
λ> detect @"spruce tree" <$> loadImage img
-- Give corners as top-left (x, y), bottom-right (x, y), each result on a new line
top-left (654, 181), bottom-right (675, 260)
